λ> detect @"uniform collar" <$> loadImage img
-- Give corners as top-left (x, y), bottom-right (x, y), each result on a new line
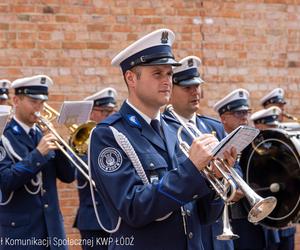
top-left (126, 99), bottom-right (160, 124)
top-left (13, 116), bottom-right (37, 134)
top-left (176, 113), bottom-right (196, 124)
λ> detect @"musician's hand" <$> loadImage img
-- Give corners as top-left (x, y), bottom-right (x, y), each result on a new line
top-left (36, 133), bottom-right (58, 156)
top-left (223, 147), bottom-right (237, 169)
top-left (231, 189), bottom-right (244, 202)
top-left (189, 134), bottom-right (219, 171)
top-left (210, 147), bottom-right (237, 178)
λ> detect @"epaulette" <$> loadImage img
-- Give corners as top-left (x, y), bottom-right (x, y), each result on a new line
top-left (99, 113), bottom-right (122, 126)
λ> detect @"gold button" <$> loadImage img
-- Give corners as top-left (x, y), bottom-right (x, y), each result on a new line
top-left (44, 204), bottom-right (49, 208)
top-left (36, 162), bottom-right (41, 166)
top-left (192, 194), bottom-right (198, 199)
top-left (11, 222), bottom-right (15, 226)
top-left (189, 232), bottom-right (193, 239)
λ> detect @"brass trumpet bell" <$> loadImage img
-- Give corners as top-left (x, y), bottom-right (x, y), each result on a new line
top-left (69, 121), bottom-right (96, 155)
top-left (42, 103), bottom-right (95, 155)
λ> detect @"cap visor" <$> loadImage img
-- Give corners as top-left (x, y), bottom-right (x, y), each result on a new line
top-left (265, 120), bottom-right (279, 126)
top-left (101, 103), bottom-right (116, 108)
top-left (0, 94), bottom-right (8, 100)
top-left (176, 77), bottom-right (204, 86)
top-left (144, 58), bottom-right (181, 67)
top-left (231, 106), bottom-right (250, 112)
top-left (27, 94), bottom-right (48, 101)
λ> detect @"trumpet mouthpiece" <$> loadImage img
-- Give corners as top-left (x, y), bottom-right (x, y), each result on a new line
top-left (34, 112), bottom-right (41, 117)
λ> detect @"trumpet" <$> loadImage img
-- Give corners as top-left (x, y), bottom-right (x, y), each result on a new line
top-left (166, 105), bottom-right (277, 223)
top-left (34, 111), bottom-right (95, 187)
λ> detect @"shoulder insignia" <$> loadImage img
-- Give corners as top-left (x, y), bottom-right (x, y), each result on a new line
top-left (12, 125), bottom-right (21, 134)
top-left (0, 146), bottom-right (6, 161)
top-left (98, 147), bottom-right (123, 173)
top-left (126, 114), bottom-right (141, 128)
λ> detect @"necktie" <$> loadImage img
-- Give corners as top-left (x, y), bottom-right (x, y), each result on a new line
top-left (150, 119), bottom-right (164, 139)
top-left (29, 128), bottom-right (38, 146)
top-left (188, 120), bottom-right (199, 136)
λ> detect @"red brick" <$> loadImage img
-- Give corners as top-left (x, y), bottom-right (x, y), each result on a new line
top-left (0, 23), bottom-right (9, 30)
top-left (86, 42), bottom-right (109, 49)
top-left (13, 5), bottom-right (35, 13)
top-left (62, 42), bottom-right (86, 49)
top-left (10, 41), bottom-right (35, 49)
top-left (133, 8), bottom-right (156, 15)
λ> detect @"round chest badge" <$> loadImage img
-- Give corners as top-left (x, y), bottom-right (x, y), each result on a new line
top-left (0, 146), bottom-right (6, 161)
top-left (98, 147), bottom-right (123, 172)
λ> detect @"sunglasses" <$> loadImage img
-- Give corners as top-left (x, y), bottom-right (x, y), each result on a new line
top-left (93, 108), bottom-right (116, 115)
top-left (228, 110), bottom-right (251, 118)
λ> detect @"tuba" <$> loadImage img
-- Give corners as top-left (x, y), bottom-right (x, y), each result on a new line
top-left (42, 103), bottom-right (96, 155)
top-left (239, 128), bottom-right (300, 228)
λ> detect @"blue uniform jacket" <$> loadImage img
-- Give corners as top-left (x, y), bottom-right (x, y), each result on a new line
top-left (0, 119), bottom-right (75, 250)
top-left (89, 102), bottom-right (224, 250)
top-left (163, 110), bottom-right (235, 250)
top-left (73, 154), bottom-right (111, 231)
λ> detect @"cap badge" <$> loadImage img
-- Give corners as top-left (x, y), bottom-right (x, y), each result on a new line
top-left (188, 58), bottom-right (194, 67)
top-left (239, 91), bottom-right (243, 97)
top-left (108, 90), bottom-right (112, 96)
top-left (161, 31), bottom-right (169, 44)
top-left (40, 77), bottom-right (46, 84)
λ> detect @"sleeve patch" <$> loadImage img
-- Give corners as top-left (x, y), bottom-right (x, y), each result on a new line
top-left (97, 147), bottom-right (123, 172)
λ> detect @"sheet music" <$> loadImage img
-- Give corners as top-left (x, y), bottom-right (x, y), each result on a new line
top-left (0, 113), bottom-right (10, 136)
top-left (0, 105), bottom-right (11, 136)
top-left (212, 125), bottom-right (260, 158)
top-left (57, 101), bottom-right (93, 125)
top-left (0, 105), bottom-right (11, 114)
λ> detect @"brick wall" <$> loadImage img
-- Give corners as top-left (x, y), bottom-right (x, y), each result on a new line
top-left (1, 0), bottom-right (299, 249)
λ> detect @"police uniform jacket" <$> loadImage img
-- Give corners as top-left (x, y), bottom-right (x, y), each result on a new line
top-left (0, 119), bottom-right (75, 250)
top-left (90, 102), bottom-right (224, 250)
top-left (164, 110), bottom-right (236, 250)
top-left (74, 154), bottom-right (111, 231)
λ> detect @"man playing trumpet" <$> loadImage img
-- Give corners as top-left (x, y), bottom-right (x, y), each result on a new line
top-left (0, 75), bottom-right (74, 250)
top-left (89, 29), bottom-right (237, 250)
